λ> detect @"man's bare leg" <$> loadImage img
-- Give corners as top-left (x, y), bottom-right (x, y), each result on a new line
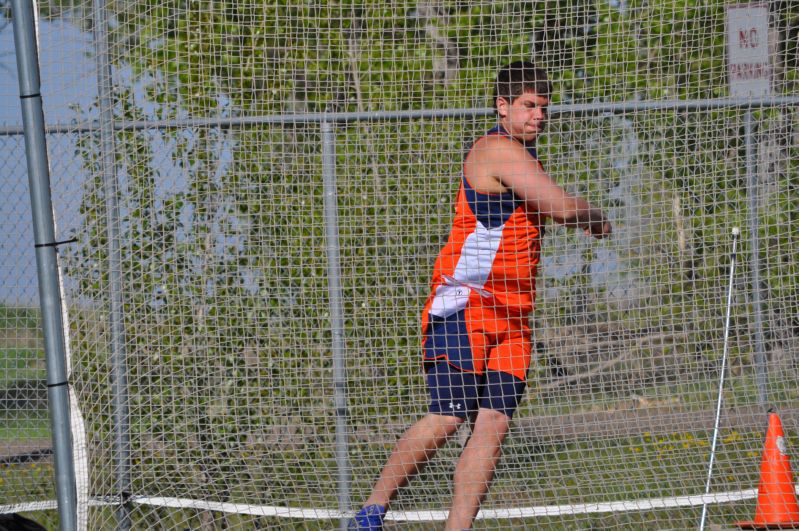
top-left (446, 408), bottom-right (511, 531)
top-left (364, 413), bottom-right (464, 508)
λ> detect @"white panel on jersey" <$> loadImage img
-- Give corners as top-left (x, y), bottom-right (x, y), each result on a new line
top-left (428, 221), bottom-right (503, 317)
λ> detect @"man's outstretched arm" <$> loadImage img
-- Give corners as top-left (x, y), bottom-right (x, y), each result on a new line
top-left (480, 137), bottom-right (612, 238)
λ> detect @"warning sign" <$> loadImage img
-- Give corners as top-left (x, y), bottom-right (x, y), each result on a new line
top-left (726, 5), bottom-right (771, 97)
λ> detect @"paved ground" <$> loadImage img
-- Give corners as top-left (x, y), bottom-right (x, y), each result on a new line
top-left (0, 438), bottom-right (52, 463)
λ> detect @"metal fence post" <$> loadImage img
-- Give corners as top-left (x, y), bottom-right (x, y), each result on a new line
top-left (10, 0), bottom-right (78, 528)
top-left (321, 121), bottom-right (351, 529)
top-left (89, 0), bottom-right (133, 524)
top-left (744, 108), bottom-right (768, 406)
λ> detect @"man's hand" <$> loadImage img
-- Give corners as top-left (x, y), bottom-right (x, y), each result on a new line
top-left (584, 219), bottom-right (612, 239)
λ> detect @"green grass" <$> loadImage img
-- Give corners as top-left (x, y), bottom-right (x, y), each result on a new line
top-left (521, 369), bottom-right (799, 419)
top-left (1, 306), bottom-right (49, 444)
top-left (0, 303), bottom-right (780, 528)
top-left (0, 415), bottom-right (51, 441)
top-left (0, 417), bottom-right (772, 528)
top-left (340, 422), bottom-right (770, 529)
top-left (0, 347), bottom-right (46, 385)
top-left (0, 305), bottom-right (42, 334)
top-left (0, 461), bottom-right (57, 530)
top-left (1, 345), bottom-right (49, 443)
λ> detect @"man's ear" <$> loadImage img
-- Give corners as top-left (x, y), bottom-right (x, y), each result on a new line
top-left (496, 97), bottom-right (509, 118)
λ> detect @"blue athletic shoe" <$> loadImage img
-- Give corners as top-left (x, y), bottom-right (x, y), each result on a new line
top-left (348, 504), bottom-right (387, 530)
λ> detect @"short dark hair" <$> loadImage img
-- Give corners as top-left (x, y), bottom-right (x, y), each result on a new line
top-left (493, 61), bottom-right (552, 109)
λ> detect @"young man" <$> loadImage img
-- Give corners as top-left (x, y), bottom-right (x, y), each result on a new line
top-left (350, 61), bottom-right (612, 530)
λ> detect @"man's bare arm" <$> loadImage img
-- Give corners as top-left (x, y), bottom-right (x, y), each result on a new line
top-left (475, 137), bottom-right (612, 238)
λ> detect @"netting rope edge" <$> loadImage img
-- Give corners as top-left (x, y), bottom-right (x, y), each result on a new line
top-left (0, 487), bottom-right (770, 521)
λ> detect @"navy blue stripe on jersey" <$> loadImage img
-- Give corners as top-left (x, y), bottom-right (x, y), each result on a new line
top-left (462, 176), bottom-right (522, 230)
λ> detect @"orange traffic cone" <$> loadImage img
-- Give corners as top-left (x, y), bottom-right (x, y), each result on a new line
top-left (737, 411), bottom-right (799, 529)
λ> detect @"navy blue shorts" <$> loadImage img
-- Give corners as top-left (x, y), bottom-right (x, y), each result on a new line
top-left (426, 361), bottom-right (527, 420)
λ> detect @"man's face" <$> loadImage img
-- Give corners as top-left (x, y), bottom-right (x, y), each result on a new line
top-left (496, 91), bottom-right (549, 143)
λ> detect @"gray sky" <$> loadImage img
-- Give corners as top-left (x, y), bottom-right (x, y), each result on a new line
top-left (1, 16), bottom-right (96, 305)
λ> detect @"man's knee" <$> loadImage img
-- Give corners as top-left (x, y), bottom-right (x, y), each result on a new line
top-left (471, 408), bottom-right (511, 442)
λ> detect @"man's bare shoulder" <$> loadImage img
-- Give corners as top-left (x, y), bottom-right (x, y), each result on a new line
top-left (468, 134), bottom-right (534, 163)
top-left (464, 134), bottom-right (545, 194)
